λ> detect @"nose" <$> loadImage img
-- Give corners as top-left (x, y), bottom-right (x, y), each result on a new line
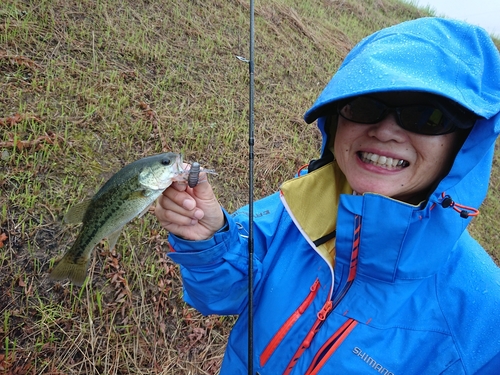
top-left (366, 112), bottom-right (408, 142)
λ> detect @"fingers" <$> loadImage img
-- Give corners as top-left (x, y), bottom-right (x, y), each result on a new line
top-left (169, 180), bottom-right (187, 192)
top-left (166, 172), bottom-right (215, 206)
top-left (156, 204), bottom-right (201, 227)
top-left (156, 188), bottom-right (203, 225)
top-left (155, 171), bottom-right (225, 240)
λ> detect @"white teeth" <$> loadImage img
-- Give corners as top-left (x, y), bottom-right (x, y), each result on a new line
top-left (360, 152), bottom-right (408, 169)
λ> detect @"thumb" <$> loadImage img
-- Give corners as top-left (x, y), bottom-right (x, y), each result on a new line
top-left (190, 173), bottom-right (216, 200)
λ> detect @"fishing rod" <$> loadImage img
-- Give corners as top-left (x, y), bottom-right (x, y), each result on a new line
top-left (237, 0), bottom-right (255, 372)
top-left (247, 0), bottom-right (255, 373)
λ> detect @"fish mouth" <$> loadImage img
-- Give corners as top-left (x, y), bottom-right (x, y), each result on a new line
top-left (358, 151), bottom-right (409, 169)
top-left (174, 153), bottom-right (184, 173)
top-left (168, 155), bottom-right (185, 182)
top-left (171, 154), bottom-right (195, 182)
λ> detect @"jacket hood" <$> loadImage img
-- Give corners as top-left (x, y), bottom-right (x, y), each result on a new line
top-left (304, 17), bottom-right (500, 213)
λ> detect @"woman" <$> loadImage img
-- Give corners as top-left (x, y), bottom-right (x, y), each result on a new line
top-left (155, 18), bottom-right (500, 374)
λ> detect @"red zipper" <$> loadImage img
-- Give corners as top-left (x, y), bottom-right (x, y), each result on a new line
top-left (305, 318), bottom-right (358, 375)
top-left (260, 278), bottom-right (321, 367)
top-left (282, 299), bottom-right (333, 375)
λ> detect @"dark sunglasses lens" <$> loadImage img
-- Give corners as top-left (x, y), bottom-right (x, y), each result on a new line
top-left (339, 97), bottom-right (475, 135)
top-left (399, 106), bottom-right (450, 135)
top-left (339, 97), bottom-right (385, 123)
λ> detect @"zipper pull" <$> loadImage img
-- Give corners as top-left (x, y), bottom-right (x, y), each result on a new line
top-left (317, 301), bottom-right (333, 320)
top-left (299, 279), bottom-right (320, 314)
top-left (303, 330), bottom-right (316, 348)
top-left (303, 301), bottom-right (334, 348)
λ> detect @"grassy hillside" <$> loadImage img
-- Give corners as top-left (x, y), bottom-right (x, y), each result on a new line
top-left (1, 0), bottom-right (498, 373)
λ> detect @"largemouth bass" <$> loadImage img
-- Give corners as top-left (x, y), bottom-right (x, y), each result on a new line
top-left (50, 152), bottom-right (186, 286)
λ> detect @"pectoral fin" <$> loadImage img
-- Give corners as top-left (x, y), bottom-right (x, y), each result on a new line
top-left (64, 200), bottom-right (92, 224)
top-left (127, 190), bottom-right (149, 200)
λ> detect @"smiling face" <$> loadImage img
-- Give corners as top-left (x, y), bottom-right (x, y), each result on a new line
top-left (333, 92), bottom-right (464, 204)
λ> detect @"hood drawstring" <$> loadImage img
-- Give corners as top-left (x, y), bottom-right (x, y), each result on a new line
top-left (296, 164), bottom-right (309, 177)
top-left (439, 192), bottom-right (480, 218)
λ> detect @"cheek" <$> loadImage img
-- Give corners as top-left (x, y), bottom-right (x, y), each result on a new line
top-left (414, 134), bottom-right (459, 174)
top-left (333, 124), bottom-right (363, 180)
top-left (333, 128), bottom-right (351, 168)
top-left (334, 121), bottom-right (354, 154)
top-left (333, 137), bottom-right (350, 156)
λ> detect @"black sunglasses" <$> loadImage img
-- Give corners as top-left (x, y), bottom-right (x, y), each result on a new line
top-left (337, 96), bottom-right (477, 135)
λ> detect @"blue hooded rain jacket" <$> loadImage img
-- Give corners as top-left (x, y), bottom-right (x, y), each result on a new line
top-left (168, 18), bottom-right (500, 374)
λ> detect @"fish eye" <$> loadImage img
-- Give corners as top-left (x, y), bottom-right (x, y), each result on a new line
top-left (161, 158), bottom-right (171, 166)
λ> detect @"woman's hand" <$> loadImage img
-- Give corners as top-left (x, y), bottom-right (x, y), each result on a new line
top-left (155, 173), bottom-right (225, 241)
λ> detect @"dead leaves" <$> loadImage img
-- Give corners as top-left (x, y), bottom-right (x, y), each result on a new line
top-left (0, 352), bottom-right (32, 375)
top-left (0, 131), bottom-right (62, 151)
top-left (0, 233), bottom-right (7, 248)
top-left (0, 349), bottom-right (65, 375)
top-left (103, 248), bottom-right (132, 318)
top-left (0, 113), bottom-right (63, 151)
top-left (0, 51), bottom-right (42, 72)
top-left (187, 326), bottom-right (206, 346)
top-left (0, 113), bottom-right (41, 127)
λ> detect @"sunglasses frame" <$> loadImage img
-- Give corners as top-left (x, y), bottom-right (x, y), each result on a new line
top-left (337, 96), bottom-right (477, 136)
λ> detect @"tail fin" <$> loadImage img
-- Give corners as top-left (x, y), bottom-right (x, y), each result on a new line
top-left (49, 256), bottom-right (89, 286)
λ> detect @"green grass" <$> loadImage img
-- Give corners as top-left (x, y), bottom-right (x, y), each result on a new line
top-left (0, 0), bottom-right (499, 373)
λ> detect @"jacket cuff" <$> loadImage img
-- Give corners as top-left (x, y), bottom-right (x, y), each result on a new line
top-left (167, 209), bottom-right (232, 267)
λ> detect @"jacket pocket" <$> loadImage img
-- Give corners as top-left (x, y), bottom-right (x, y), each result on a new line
top-left (260, 278), bottom-right (321, 367)
top-left (305, 318), bottom-right (358, 375)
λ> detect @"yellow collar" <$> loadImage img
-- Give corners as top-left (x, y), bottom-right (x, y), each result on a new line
top-left (280, 161), bottom-right (352, 266)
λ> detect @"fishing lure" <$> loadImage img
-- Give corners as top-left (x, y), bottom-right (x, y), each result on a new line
top-left (188, 162), bottom-right (201, 188)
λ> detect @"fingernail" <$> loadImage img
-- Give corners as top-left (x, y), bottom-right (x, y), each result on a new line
top-left (182, 198), bottom-right (195, 210)
top-left (193, 209), bottom-right (204, 220)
